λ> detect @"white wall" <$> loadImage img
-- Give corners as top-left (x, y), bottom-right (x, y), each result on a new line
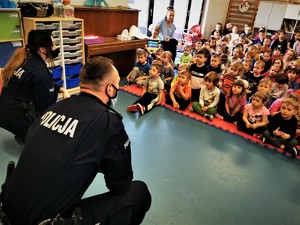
top-left (201, 0), bottom-right (230, 38)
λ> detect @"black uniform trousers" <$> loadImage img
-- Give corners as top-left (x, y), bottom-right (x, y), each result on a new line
top-left (0, 115), bottom-right (30, 142)
top-left (78, 181), bottom-right (151, 225)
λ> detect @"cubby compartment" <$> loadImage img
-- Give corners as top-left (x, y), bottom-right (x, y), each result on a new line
top-left (22, 17), bottom-right (85, 92)
top-left (52, 66), bottom-right (63, 79)
top-left (66, 77), bottom-right (80, 88)
top-left (36, 22), bottom-right (59, 30)
top-left (65, 63), bottom-right (83, 76)
top-left (62, 21), bottom-right (81, 29)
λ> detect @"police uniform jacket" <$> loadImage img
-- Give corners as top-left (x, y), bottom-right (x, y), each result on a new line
top-left (3, 93), bottom-right (133, 225)
top-left (0, 54), bottom-right (60, 117)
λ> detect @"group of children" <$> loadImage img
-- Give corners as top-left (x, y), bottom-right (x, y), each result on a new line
top-left (124, 24), bottom-right (300, 157)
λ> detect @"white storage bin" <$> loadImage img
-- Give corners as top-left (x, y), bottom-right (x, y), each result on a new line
top-left (63, 43), bottom-right (82, 51)
top-left (36, 22), bottom-right (59, 30)
top-left (52, 30), bottom-right (60, 38)
top-left (62, 30), bottom-right (82, 37)
top-left (63, 36), bottom-right (82, 44)
top-left (62, 22), bottom-right (82, 29)
top-left (64, 56), bottom-right (83, 65)
top-left (64, 50), bottom-right (83, 58)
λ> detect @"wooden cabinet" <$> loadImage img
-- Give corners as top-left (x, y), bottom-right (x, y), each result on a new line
top-left (0, 9), bottom-right (24, 68)
top-left (74, 6), bottom-right (143, 75)
top-left (22, 17), bottom-right (85, 95)
top-left (74, 6), bottom-right (139, 37)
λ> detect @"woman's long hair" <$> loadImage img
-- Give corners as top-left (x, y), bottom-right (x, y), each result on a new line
top-left (1, 47), bottom-right (27, 87)
top-left (1, 30), bottom-right (53, 87)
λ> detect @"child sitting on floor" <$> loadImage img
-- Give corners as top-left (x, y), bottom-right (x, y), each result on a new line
top-left (191, 71), bottom-right (220, 121)
top-left (237, 90), bottom-right (270, 139)
top-left (127, 62), bottom-right (164, 115)
top-left (179, 45), bottom-right (193, 66)
top-left (215, 79), bottom-right (247, 124)
top-left (161, 51), bottom-right (175, 92)
top-left (165, 69), bottom-right (191, 111)
top-left (269, 73), bottom-right (289, 106)
top-left (217, 61), bottom-right (244, 117)
top-left (126, 48), bottom-right (151, 87)
top-left (263, 97), bottom-right (299, 157)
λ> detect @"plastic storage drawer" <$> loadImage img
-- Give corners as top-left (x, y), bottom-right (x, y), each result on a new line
top-left (36, 22), bottom-right (59, 30)
top-left (63, 44), bottom-right (82, 51)
top-left (62, 22), bottom-right (82, 29)
top-left (63, 37), bottom-right (82, 44)
top-left (64, 50), bottom-right (83, 58)
top-left (52, 66), bottom-right (62, 79)
top-left (66, 77), bottom-right (80, 88)
top-left (62, 29), bottom-right (82, 37)
top-left (55, 79), bottom-right (64, 86)
top-left (65, 63), bottom-right (83, 76)
top-left (64, 57), bottom-right (83, 65)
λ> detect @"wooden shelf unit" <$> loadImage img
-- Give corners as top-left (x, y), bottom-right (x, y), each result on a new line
top-left (22, 16), bottom-right (85, 94)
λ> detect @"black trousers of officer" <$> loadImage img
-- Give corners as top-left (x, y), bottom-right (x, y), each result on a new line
top-left (78, 180), bottom-right (151, 225)
top-left (0, 115), bottom-right (30, 142)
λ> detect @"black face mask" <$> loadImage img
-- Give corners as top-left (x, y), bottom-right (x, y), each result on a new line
top-left (50, 48), bottom-right (60, 59)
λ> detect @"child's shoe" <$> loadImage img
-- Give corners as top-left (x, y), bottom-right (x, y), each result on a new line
top-left (127, 104), bottom-right (137, 112)
top-left (284, 146), bottom-right (298, 157)
top-left (189, 107), bottom-right (194, 112)
top-left (136, 103), bottom-right (145, 115)
top-left (125, 81), bottom-right (133, 87)
top-left (204, 114), bottom-right (213, 121)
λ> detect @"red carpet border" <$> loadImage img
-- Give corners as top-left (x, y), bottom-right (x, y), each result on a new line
top-left (120, 84), bottom-right (300, 160)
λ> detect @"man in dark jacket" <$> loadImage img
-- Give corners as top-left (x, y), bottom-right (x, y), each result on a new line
top-left (2, 56), bottom-right (151, 225)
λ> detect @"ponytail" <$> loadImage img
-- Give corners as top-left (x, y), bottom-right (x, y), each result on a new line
top-left (1, 47), bottom-right (27, 87)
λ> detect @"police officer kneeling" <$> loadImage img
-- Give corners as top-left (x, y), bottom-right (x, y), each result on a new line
top-left (2, 56), bottom-right (151, 225)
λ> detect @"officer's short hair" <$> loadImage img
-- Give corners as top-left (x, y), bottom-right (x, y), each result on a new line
top-left (80, 56), bottom-right (113, 85)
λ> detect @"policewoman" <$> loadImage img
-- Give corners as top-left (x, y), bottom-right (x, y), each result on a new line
top-left (0, 29), bottom-right (69, 144)
top-left (2, 56), bottom-right (151, 225)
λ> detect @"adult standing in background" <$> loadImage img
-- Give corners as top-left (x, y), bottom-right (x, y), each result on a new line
top-left (0, 29), bottom-right (69, 144)
top-left (157, 6), bottom-right (176, 41)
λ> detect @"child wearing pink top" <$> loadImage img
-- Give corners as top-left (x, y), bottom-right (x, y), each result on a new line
top-left (237, 90), bottom-right (270, 138)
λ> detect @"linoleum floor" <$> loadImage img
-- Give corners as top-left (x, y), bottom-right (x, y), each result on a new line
top-left (0, 91), bottom-right (299, 225)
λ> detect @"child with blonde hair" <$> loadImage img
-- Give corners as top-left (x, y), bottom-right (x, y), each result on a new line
top-left (161, 51), bottom-right (175, 92)
top-left (165, 69), bottom-right (191, 110)
top-left (263, 97), bottom-right (300, 157)
top-left (191, 71), bottom-right (220, 121)
top-left (179, 45), bottom-right (193, 65)
top-left (237, 90), bottom-right (270, 138)
top-left (171, 63), bottom-right (189, 86)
